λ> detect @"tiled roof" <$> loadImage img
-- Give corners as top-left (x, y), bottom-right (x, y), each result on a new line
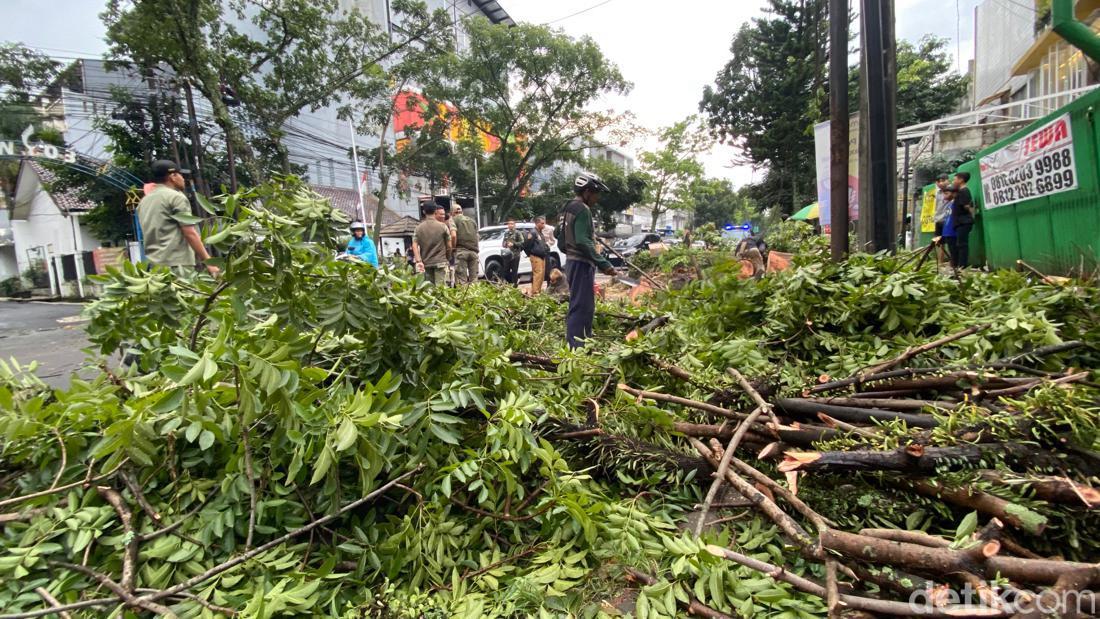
top-left (27, 161), bottom-right (96, 213)
top-left (310, 184), bottom-right (400, 226)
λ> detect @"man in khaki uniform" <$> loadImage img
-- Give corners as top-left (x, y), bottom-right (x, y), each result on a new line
top-left (137, 160), bottom-right (219, 276)
top-left (450, 205), bottom-right (480, 285)
top-left (413, 203), bottom-right (452, 285)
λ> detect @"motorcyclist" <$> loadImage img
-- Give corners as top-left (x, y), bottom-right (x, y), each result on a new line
top-left (341, 222), bottom-right (379, 267)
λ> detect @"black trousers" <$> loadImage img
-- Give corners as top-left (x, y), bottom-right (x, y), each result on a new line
top-left (565, 260), bottom-right (595, 349)
top-left (949, 224), bottom-right (972, 268)
top-left (505, 252), bottom-right (521, 285)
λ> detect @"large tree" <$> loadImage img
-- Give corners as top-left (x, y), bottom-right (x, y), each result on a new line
top-left (101, 0), bottom-right (439, 184)
top-left (526, 157), bottom-right (648, 231)
top-left (0, 44), bottom-right (62, 200)
top-left (699, 0), bottom-right (829, 216)
top-left (431, 18), bottom-right (632, 222)
top-left (685, 178), bottom-right (758, 230)
top-left (849, 35), bottom-right (969, 128)
top-left (638, 117), bottom-right (709, 232)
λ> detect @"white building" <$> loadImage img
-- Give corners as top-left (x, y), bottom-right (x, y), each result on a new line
top-left (5, 162), bottom-right (100, 295)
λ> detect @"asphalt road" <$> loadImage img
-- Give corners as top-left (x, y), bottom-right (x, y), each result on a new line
top-left (0, 301), bottom-right (96, 389)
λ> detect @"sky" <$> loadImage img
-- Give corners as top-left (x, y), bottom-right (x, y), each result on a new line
top-left (1, 0), bottom-right (984, 188)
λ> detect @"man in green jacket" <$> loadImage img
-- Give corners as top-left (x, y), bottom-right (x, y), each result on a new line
top-left (556, 172), bottom-right (614, 349)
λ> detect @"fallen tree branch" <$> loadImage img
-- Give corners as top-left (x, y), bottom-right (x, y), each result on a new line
top-left (819, 528), bottom-right (1096, 585)
top-left (776, 398), bottom-right (939, 428)
top-left (855, 324), bottom-right (989, 378)
top-left (977, 471), bottom-right (1100, 509)
top-left (508, 352), bottom-right (557, 371)
top-left (94, 485), bottom-right (138, 593)
top-left (134, 588), bottom-right (238, 615)
top-left (779, 442), bottom-right (1075, 480)
top-left (47, 428), bottom-right (67, 491)
top-left (134, 467), bottom-right (421, 607)
top-left (705, 441), bottom-right (834, 532)
top-left (0, 460), bottom-right (126, 510)
top-left (805, 396), bottom-right (954, 412)
top-left (120, 468), bottom-right (161, 524)
top-left (50, 562), bottom-right (176, 617)
top-left (705, 544), bottom-right (1008, 617)
top-left (982, 371), bottom-right (1091, 399)
top-left (906, 480), bottom-right (1048, 535)
top-left (689, 438), bottom-right (818, 553)
top-left (618, 383), bottom-right (745, 420)
top-left (189, 280), bottom-right (232, 351)
top-left (672, 421), bottom-right (837, 447)
top-left (32, 588), bottom-right (71, 619)
top-left (242, 428), bottom-right (257, 550)
top-left (694, 404), bottom-right (766, 536)
top-left (726, 368), bottom-right (781, 427)
top-left (624, 567), bottom-right (735, 619)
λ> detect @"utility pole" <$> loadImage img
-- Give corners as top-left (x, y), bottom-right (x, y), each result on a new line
top-left (474, 156), bottom-right (482, 227)
top-left (829, 0), bottom-right (849, 262)
top-left (859, 0), bottom-right (898, 252)
top-left (900, 139), bottom-right (912, 248)
top-left (182, 78), bottom-right (210, 198)
top-left (349, 119), bottom-right (367, 224)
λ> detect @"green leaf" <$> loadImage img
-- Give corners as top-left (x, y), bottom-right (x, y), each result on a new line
top-left (310, 445), bottom-right (334, 485)
top-left (430, 424), bottom-right (461, 445)
top-left (955, 511), bottom-right (979, 542)
top-left (334, 417), bottom-right (357, 452)
top-left (151, 388), bottom-right (186, 414)
top-left (198, 430), bottom-right (215, 451)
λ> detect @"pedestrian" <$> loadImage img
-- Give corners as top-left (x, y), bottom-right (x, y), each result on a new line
top-left (940, 185), bottom-right (958, 268)
top-left (342, 222), bottom-right (379, 267)
top-left (501, 218), bottom-right (525, 286)
top-left (413, 204), bottom-right (452, 285)
top-left (524, 216), bottom-right (552, 294)
top-left (547, 267), bottom-right (569, 300)
top-left (951, 172), bottom-right (975, 269)
top-left (933, 173), bottom-right (952, 264)
top-left (556, 172), bottom-right (615, 349)
top-left (450, 205), bottom-right (480, 285)
top-left (137, 160), bottom-right (219, 277)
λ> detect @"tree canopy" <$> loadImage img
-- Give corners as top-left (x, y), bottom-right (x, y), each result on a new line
top-left (699, 0), bottom-right (828, 216)
top-left (431, 18), bottom-right (632, 222)
top-left (638, 117), bottom-right (709, 232)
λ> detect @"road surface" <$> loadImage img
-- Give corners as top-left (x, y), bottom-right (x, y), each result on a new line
top-left (0, 301), bottom-right (96, 389)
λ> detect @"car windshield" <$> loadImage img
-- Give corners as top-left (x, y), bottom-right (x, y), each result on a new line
top-left (619, 235), bottom-right (646, 247)
top-left (479, 229), bottom-right (506, 241)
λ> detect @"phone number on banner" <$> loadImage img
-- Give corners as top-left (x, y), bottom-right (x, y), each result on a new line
top-left (985, 145), bottom-right (1077, 208)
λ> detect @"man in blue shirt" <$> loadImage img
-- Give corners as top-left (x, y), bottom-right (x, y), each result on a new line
top-left (344, 222), bottom-right (379, 267)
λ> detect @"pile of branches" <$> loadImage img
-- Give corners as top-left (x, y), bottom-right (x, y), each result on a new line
top-left (1, 178), bottom-right (1098, 618)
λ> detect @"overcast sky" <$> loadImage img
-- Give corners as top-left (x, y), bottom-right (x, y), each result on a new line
top-left (2, 0), bottom-right (983, 187)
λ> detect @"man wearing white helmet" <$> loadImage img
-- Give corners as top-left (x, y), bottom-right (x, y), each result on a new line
top-left (556, 172), bottom-right (615, 349)
top-left (343, 222), bottom-right (379, 267)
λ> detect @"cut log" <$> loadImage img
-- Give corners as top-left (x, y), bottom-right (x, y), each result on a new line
top-left (820, 529), bottom-right (1096, 585)
top-left (776, 398), bottom-right (939, 428)
top-left (777, 443), bottom-right (1068, 478)
top-left (509, 352), bottom-right (557, 370)
top-left (672, 421), bottom-right (838, 446)
top-left (809, 367), bottom-right (942, 394)
top-left (977, 471), bottom-right (1100, 509)
top-left (705, 545), bottom-right (1008, 617)
top-left (805, 396), bottom-right (955, 411)
top-left (907, 480), bottom-right (1048, 535)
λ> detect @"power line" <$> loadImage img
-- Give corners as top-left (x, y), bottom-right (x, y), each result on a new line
top-left (543, 0), bottom-right (614, 26)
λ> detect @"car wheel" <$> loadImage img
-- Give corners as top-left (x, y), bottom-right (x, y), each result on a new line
top-left (484, 257), bottom-right (504, 282)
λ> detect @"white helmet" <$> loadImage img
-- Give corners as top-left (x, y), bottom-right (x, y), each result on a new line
top-left (350, 221), bottom-right (366, 231)
top-left (574, 172), bottom-right (610, 193)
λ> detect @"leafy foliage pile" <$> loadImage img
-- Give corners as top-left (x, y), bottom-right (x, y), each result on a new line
top-left (2, 179), bottom-right (1099, 618)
